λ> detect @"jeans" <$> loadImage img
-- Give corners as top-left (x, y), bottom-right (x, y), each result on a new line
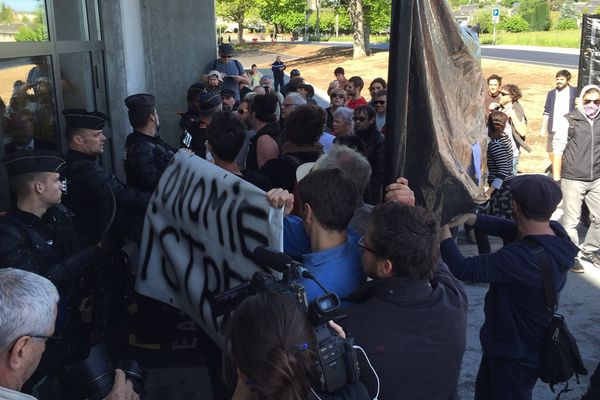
top-left (561, 178), bottom-right (600, 254)
top-left (475, 353), bottom-right (540, 400)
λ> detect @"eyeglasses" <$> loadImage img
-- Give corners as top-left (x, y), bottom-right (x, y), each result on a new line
top-left (331, 94), bottom-right (346, 99)
top-left (583, 99), bottom-right (600, 105)
top-left (374, 100), bottom-right (386, 105)
top-left (29, 333), bottom-right (62, 342)
top-left (358, 236), bottom-right (383, 257)
top-left (500, 92), bottom-right (509, 96)
top-left (353, 116), bottom-right (368, 122)
top-left (221, 55), bottom-right (232, 59)
top-left (282, 103), bottom-right (297, 108)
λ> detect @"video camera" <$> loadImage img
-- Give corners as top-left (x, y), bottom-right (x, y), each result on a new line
top-left (212, 246), bottom-right (360, 394)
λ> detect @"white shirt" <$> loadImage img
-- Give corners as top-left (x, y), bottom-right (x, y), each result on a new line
top-left (0, 386), bottom-right (36, 400)
top-left (551, 88), bottom-right (571, 133)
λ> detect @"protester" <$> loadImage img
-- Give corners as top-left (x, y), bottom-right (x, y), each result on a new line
top-left (367, 77), bottom-right (386, 105)
top-left (270, 56), bottom-right (285, 93)
top-left (0, 268), bottom-right (138, 400)
top-left (202, 43), bottom-right (249, 101)
top-left (373, 90), bottom-right (387, 132)
top-left (313, 145), bottom-right (372, 235)
top-left (327, 66), bottom-right (348, 95)
top-left (353, 105), bottom-right (384, 204)
top-left (540, 69), bottom-right (577, 173)
top-left (246, 93), bottom-right (280, 171)
top-left (221, 88), bottom-right (237, 112)
top-left (441, 174), bottom-right (579, 400)
top-left (281, 69), bottom-right (301, 96)
top-left (261, 104), bottom-right (324, 192)
top-left (484, 74), bottom-right (502, 119)
top-left (266, 168), bottom-right (364, 301)
top-left (345, 76), bottom-right (368, 109)
top-left (124, 93), bottom-right (175, 193)
top-left (207, 111), bottom-right (271, 191)
top-left (331, 107), bottom-right (354, 137)
top-left (553, 84), bottom-right (600, 272)
top-left (248, 64), bottom-right (263, 88)
top-left (181, 92), bottom-right (221, 158)
top-left (326, 88), bottom-right (347, 132)
top-left (343, 201), bottom-right (468, 400)
top-left (298, 83), bottom-right (317, 105)
top-left (494, 83), bottom-right (528, 175)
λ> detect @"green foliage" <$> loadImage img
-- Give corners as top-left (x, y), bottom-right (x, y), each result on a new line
top-left (472, 8), bottom-right (493, 33)
top-left (479, 28), bottom-right (580, 47)
top-left (500, 14), bottom-right (530, 32)
top-left (500, 0), bottom-right (515, 7)
top-left (14, 24), bottom-right (47, 41)
top-left (519, 0), bottom-right (550, 31)
top-left (555, 18), bottom-right (578, 30)
top-left (363, 0), bottom-right (391, 33)
top-left (216, 0), bottom-right (255, 24)
top-left (255, 0), bottom-right (306, 26)
top-left (0, 4), bottom-right (13, 22)
top-left (559, 0), bottom-right (577, 20)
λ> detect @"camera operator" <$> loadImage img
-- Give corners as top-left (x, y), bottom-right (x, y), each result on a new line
top-left (225, 291), bottom-right (369, 400)
top-left (0, 268), bottom-right (137, 400)
top-left (342, 201), bottom-right (468, 400)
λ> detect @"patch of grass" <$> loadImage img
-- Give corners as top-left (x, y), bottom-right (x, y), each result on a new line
top-left (479, 29), bottom-right (581, 48)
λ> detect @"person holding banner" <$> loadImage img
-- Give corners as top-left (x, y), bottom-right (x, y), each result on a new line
top-left (266, 168), bottom-right (364, 302)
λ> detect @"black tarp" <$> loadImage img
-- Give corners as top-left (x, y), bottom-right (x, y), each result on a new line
top-left (578, 14), bottom-right (600, 89)
top-left (385, 0), bottom-right (487, 224)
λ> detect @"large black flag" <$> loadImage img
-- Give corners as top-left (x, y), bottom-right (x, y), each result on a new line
top-left (385, 0), bottom-right (487, 223)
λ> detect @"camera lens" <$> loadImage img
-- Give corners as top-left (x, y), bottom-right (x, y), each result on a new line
top-left (117, 360), bottom-right (147, 394)
top-left (66, 344), bottom-right (114, 400)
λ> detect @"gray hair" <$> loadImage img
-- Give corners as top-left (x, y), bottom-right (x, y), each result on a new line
top-left (259, 76), bottom-right (273, 85)
top-left (333, 107), bottom-right (354, 133)
top-left (0, 268), bottom-right (59, 352)
top-left (314, 145), bottom-right (371, 196)
top-left (285, 92), bottom-right (306, 106)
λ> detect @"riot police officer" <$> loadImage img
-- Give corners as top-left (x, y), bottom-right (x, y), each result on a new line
top-left (124, 93), bottom-right (175, 193)
top-left (61, 109), bottom-right (150, 243)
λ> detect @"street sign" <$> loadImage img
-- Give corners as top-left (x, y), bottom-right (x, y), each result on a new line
top-left (492, 8), bottom-right (500, 24)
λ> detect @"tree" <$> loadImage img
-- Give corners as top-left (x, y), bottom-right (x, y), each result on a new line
top-left (0, 4), bottom-right (14, 23)
top-left (15, 25), bottom-right (47, 41)
top-left (559, 0), bottom-right (577, 20)
top-left (255, 0), bottom-right (306, 33)
top-left (519, 0), bottom-right (550, 31)
top-left (500, 14), bottom-right (530, 32)
top-left (347, 0), bottom-right (367, 58)
top-left (216, 0), bottom-right (256, 43)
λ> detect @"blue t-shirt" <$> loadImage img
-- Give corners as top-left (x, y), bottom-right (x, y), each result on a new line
top-left (283, 215), bottom-right (364, 302)
top-left (205, 58), bottom-right (245, 100)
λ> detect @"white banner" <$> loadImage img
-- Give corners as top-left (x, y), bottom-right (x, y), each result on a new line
top-left (136, 151), bottom-right (283, 344)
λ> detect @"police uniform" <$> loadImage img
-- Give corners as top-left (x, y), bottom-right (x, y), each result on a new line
top-left (123, 93), bottom-right (175, 192)
top-left (180, 91), bottom-right (221, 158)
top-left (61, 109), bottom-right (150, 243)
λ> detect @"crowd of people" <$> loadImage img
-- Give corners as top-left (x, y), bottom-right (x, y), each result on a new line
top-left (0, 42), bottom-right (599, 400)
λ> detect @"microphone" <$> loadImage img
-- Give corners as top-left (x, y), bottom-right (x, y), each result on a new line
top-left (253, 246), bottom-right (301, 275)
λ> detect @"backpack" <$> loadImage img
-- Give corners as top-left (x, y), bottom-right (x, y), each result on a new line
top-left (523, 238), bottom-right (588, 398)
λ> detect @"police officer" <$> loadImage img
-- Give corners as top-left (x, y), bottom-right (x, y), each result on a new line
top-left (61, 109), bottom-right (150, 243)
top-left (0, 151), bottom-right (101, 392)
top-left (180, 91), bottom-right (222, 158)
top-left (124, 93), bottom-right (175, 193)
top-left (0, 150), bottom-right (100, 288)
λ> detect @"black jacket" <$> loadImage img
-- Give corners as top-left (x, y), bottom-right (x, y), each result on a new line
top-left (355, 125), bottom-right (384, 204)
top-left (561, 108), bottom-right (600, 181)
top-left (179, 109), bottom-right (207, 158)
top-left (62, 149), bottom-right (150, 242)
top-left (0, 206), bottom-right (99, 290)
top-left (124, 131), bottom-right (175, 192)
top-left (343, 261), bottom-right (468, 400)
top-left (246, 122), bottom-right (281, 171)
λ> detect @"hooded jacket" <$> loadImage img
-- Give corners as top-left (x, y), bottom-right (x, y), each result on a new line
top-left (553, 84), bottom-right (600, 181)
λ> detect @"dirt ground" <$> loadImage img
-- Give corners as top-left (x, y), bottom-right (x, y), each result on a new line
top-left (244, 43), bottom-right (572, 174)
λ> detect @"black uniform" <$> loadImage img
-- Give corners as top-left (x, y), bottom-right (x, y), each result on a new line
top-left (62, 149), bottom-right (150, 243)
top-left (124, 131), bottom-right (175, 192)
top-left (179, 110), bottom-right (208, 158)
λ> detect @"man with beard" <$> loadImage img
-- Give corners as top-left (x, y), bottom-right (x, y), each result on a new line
top-left (345, 76), bottom-right (368, 110)
top-left (353, 105), bottom-right (384, 204)
top-left (124, 93), bottom-right (175, 194)
top-left (540, 70), bottom-right (577, 172)
top-left (484, 74), bottom-right (502, 119)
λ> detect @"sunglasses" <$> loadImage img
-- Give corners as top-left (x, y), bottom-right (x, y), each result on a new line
top-left (500, 91), bottom-right (510, 96)
top-left (374, 100), bottom-right (386, 105)
top-left (331, 94), bottom-right (346, 99)
top-left (238, 109), bottom-right (246, 114)
top-left (221, 55), bottom-right (232, 59)
top-left (583, 99), bottom-right (600, 105)
top-left (358, 236), bottom-right (384, 257)
top-left (353, 116), bottom-right (368, 122)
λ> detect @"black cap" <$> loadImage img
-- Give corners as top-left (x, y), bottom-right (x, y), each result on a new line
top-left (124, 93), bottom-right (156, 118)
top-left (198, 92), bottom-right (222, 110)
top-left (187, 83), bottom-right (206, 101)
top-left (62, 109), bottom-right (107, 130)
top-left (220, 89), bottom-right (235, 98)
top-left (218, 43), bottom-right (234, 56)
top-left (3, 150), bottom-right (65, 177)
top-left (510, 174), bottom-right (562, 220)
top-left (290, 69), bottom-right (301, 77)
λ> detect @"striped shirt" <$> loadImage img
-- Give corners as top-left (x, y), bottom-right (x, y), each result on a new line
top-left (487, 135), bottom-right (514, 189)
